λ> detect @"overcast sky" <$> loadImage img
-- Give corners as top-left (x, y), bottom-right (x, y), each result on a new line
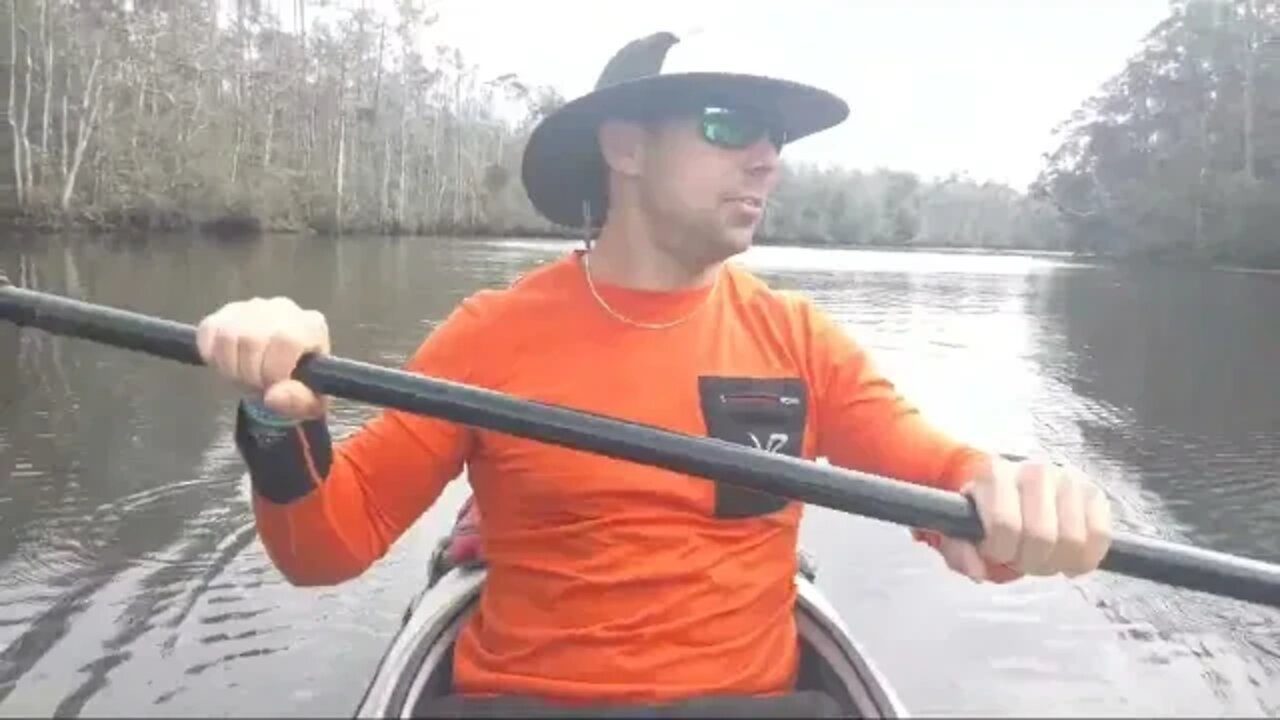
top-left (422, 0), bottom-right (1170, 190)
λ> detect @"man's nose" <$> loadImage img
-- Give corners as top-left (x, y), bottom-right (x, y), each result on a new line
top-left (743, 137), bottom-right (780, 177)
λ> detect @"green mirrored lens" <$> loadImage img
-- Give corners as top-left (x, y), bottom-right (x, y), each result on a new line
top-left (703, 112), bottom-right (755, 147)
top-left (700, 108), bottom-right (783, 149)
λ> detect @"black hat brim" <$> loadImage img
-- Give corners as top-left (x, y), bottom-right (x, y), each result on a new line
top-left (520, 73), bottom-right (849, 229)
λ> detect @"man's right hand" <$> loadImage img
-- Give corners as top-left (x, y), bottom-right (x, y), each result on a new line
top-left (196, 296), bottom-right (332, 421)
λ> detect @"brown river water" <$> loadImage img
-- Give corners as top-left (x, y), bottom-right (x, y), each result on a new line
top-left (0, 234), bottom-right (1276, 717)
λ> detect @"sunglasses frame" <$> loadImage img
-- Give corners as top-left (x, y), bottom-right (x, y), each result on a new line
top-left (696, 106), bottom-right (790, 151)
top-left (614, 100), bottom-right (789, 152)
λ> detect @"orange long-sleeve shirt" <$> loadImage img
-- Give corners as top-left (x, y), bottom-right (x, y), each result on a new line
top-left (234, 250), bottom-right (993, 705)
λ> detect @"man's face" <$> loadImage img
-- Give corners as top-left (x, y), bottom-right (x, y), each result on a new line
top-left (634, 107), bottom-right (785, 265)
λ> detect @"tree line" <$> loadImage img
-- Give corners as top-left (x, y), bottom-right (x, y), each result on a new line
top-left (0, 1), bottom-right (1276, 267)
top-left (1033, 0), bottom-right (1280, 268)
top-left (0, 0), bottom-right (563, 237)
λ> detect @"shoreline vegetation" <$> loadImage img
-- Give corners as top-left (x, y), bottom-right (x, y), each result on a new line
top-left (3, 1), bottom-right (1280, 271)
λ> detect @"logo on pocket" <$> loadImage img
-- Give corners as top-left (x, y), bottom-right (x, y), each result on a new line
top-left (698, 376), bottom-right (808, 519)
top-left (747, 432), bottom-right (789, 454)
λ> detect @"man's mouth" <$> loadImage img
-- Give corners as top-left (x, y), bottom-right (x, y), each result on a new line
top-left (727, 196), bottom-right (764, 210)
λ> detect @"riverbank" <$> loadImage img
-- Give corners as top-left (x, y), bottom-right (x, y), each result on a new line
top-left (0, 207), bottom-right (573, 244)
top-left (5, 210), bottom-right (1279, 273)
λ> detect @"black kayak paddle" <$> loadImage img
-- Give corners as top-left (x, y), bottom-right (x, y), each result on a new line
top-left (0, 273), bottom-right (1276, 609)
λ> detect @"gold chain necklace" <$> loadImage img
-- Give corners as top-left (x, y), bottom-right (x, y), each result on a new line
top-left (581, 252), bottom-right (719, 330)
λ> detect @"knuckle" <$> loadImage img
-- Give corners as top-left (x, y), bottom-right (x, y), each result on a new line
top-left (1087, 489), bottom-right (1114, 527)
top-left (987, 513), bottom-right (1022, 555)
top-left (211, 327), bottom-right (236, 354)
top-left (1091, 526), bottom-right (1114, 556)
top-left (288, 328), bottom-right (323, 356)
top-left (195, 318), bottom-right (217, 352)
top-left (1024, 458), bottom-right (1054, 486)
top-left (1013, 460), bottom-right (1040, 484)
top-left (204, 304), bottom-right (236, 327)
top-left (992, 516), bottom-right (1021, 543)
top-left (1024, 518), bottom-right (1056, 546)
top-left (1022, 534), bottom-right (1056, 565)
top-left (990, 502), bottom-right (1022, 534)
top-left (266, 296), bottom-right (301, 315)
top-left (269, 323), bottom-right (305, 347)
top-left (1061, 517), bottom-right (1087, 545)
top-left (303, 309), bottom-right (328, 335)
top-left (242, 326), bottom-right (271, 351)
top-left (1059, 532), bottom-right (1088, 561)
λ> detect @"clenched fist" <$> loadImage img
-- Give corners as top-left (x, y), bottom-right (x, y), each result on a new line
top-left (196, 296), bottom-right (331, 421)
top-left (939, 457), bottom-right (1114, 582)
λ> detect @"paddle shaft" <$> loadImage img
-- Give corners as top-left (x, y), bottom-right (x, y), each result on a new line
top-left (0, 280), bottom-right (1277, 609)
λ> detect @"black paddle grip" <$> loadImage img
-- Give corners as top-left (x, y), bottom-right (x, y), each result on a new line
top-left (0, 279), bottom-right (204, 366)
top-left (1, 278), bottom-right (1277, 608)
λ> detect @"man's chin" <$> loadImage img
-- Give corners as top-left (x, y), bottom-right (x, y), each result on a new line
top-left (717, 227), bottom-right (757, 257)
top-left (684, 224), bottom-right (757, 266)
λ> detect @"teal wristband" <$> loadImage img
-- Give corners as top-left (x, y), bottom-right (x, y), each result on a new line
top-left (241, 397), bottom-right (300, 429)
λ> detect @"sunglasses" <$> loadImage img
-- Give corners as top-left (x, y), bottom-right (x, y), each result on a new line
top-left (697, 106), bottom-right (789, 151)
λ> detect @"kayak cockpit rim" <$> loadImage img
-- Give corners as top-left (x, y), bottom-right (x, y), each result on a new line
top-left (352, 565), bottom-right (909, 718)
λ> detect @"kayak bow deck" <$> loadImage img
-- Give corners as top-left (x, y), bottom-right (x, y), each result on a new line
top-left (352, 534), bottom-right (908, 719)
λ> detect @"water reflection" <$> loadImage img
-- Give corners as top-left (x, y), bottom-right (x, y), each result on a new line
top-left (746, 247), bottom-right (1280, 715)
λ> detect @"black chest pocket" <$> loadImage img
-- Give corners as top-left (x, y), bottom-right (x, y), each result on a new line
top-left (697, 376), bottom-right (808, 519)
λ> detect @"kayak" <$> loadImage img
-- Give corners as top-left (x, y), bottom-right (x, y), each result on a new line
top-left (352, 533), bottom-right (909, 718)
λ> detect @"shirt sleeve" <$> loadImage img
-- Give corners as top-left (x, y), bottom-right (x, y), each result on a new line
top-left (234, 299), bottom-right (486, 586)
top-left (799, 298), bottom-right (1019, 582)
top-left (801, 298), bottom-right (986, 489)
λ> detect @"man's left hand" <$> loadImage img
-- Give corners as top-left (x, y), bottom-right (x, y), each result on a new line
top-left (938, 458), bottom-right (1114, 582)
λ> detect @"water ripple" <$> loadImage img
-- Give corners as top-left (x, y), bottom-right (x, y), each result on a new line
top-left (1, 238), bottom-right (1276, 717)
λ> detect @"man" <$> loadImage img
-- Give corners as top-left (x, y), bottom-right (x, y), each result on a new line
top-left (197, 31), bottom-right (1113, 716)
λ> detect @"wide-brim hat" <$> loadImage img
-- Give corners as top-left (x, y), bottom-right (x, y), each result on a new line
top-left (520, 31), bottom-right (850, 229)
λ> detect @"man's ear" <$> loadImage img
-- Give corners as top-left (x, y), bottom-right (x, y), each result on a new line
top-left (598, 119), bottom-right (646, 178)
